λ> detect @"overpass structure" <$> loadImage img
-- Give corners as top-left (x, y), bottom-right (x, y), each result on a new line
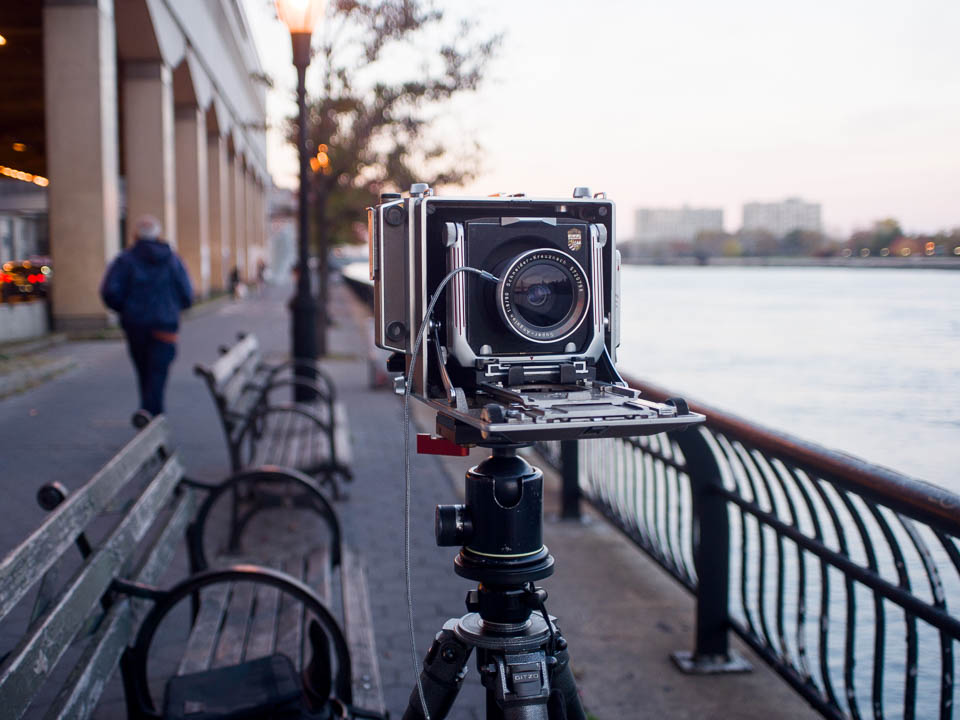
top-left (0, 1), bottom-right (271, 332)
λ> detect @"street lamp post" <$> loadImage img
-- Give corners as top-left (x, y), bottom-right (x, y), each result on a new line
top-left (276, 0), bottom-right (324, 401)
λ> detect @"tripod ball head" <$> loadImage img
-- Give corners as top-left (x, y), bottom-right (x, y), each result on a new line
top-left (436, 445), bottom-right (555, 586)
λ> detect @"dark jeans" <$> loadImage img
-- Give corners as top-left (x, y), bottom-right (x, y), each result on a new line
top-left (123, 325), bottom-right (177, 416)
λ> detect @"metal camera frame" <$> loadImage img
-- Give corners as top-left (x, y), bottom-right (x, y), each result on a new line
top-left (369, 185), bottom-right (704, 445)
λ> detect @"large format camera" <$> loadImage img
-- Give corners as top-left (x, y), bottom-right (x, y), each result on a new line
top-left (369, 185), bottom-right (703, 443)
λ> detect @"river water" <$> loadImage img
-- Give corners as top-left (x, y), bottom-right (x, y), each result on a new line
top-left (616, 264), bottom-right (960, 494)
top-left (616, 265), bottom-right (959, 718)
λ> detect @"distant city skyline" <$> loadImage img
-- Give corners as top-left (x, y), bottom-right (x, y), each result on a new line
top-left (635, 205), bottom-right (723, 243)
top-left (743, 198), bottom-right (822, 238)
top-left (244, 0), bottom-right (960, 238)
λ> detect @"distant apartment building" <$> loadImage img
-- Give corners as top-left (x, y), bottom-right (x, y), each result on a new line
top-left (741, 197), bottom-right (822, 237)
top-left (635, 205), bottom-right (724, 243)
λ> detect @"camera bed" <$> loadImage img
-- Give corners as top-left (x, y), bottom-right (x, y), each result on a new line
top-left (427, 381), bottom-right (705, 444)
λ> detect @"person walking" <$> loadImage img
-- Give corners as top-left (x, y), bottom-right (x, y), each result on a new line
top-left (100, 215), bottom-right (193, 425)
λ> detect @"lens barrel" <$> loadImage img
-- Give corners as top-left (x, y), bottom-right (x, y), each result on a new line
top-left (497, 249), bottom-right (590, 344)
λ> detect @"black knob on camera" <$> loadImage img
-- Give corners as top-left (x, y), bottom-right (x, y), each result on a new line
top-left (436, 504), bottom-right (472, 547)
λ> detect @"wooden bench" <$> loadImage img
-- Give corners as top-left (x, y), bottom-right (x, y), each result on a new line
top-left (195, 333), bottom-right (353, 498)
top-left (0, 418), bottom-right (384, 719)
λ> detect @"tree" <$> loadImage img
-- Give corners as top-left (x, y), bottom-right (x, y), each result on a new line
top-left (290, 0), bottom-right (501, 354)
top-left (861, 218), bottom-right (903, 254)
top-left (738, 228), bottom-right (777, 257)
top-left (780, 229), bottom-right (823, 256)
top-left (693, 229), bottom-right (731, 259)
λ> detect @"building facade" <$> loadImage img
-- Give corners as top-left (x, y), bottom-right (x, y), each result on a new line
top-left (741, 197), bottom-right (822, 237)
top-left (635, 205), bottom-right (724, 243)
top-left (0, 0), bottom-right (270, 333)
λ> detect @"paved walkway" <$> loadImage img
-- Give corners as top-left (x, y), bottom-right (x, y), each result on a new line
top-left (0, 276), bottom-right (815, 719)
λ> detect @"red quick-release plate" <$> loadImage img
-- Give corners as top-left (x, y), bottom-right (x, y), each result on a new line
top-left (416, 433), bottom-right (469, 457)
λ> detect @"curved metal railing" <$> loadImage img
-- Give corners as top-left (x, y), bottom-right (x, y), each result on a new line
top-left (539, 375), bottom-right (960, 720)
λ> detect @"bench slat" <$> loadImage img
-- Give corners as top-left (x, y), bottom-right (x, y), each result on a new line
top-left (43, 490), bottom-right (197, 720)
top-left (0, 453), bottom-right (184, 720)
top-left (294, 416), bottom-right (330, 474)
top-left (295, 415), bottom-right (316, 472)
top-left (243, 582), bottom-right (280, 661)
top-left (178, 583), bottom-right (232, 675)
top-left (206, 334), bottom-right (258, 388)
top-left (0, 419), bottom-right (171, 623)
top-left (282, 415), bottom-right (307, 471)
top-left (212, 581), bottom-right (256, 669)
top-left (305, 546), bottom-right (332, 608)
top-left (250, 407), bottom-right (280, 469)
top-left (261, 408), bottom-right (295, 468)
top-left (334, 404), bottom-right (353, 466)
top-left (341, 548), bottom-right (386, 715)
top-left (274, 557), bottom-right (305, 670)
top-left (220, 353), bottom-right (261, 415)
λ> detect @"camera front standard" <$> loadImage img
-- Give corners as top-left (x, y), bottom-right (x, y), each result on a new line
top-left (368, 185), bottom-right (703, 443)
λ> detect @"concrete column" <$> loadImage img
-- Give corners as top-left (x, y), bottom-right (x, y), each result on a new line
top-left (174, 105), bottom-right (209, 297)
top-left (257, 182), bottom-right (273, 265)
top-left (232, 155), bottom-right (246, 280)
top-left (224, 150), bottom-right (236, 282)
top-left (44, 0), bottom-right (120, 332)
top-left (256, 180), bottom-right (265, 264)
top-left (246, 170), bottom-right (257, 278)
top-left (206, 132), bottom-right (229, 292)
top-left (122, 60), bottom-right (176, 246)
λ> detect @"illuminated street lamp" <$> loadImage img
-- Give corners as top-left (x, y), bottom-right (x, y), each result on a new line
top-left (276, 0), bottom-right (324, 400)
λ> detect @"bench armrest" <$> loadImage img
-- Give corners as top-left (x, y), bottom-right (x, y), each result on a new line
top-left (259, 378), bottom-right (335, 407)
top-left (261, 359), bottom-right (337, 402)
top-left (186, 466), bottom-right (342, 571)
top-left (121, 565), bottom-right (353, 716)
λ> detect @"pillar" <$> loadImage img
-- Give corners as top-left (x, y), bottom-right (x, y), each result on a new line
top-left (44, 0), bottom-right (120, 332)
top-left (207, 132), bottom-right (229, 292)
top-left (232, 155), bottom-right (246, 280)
top-left (257, 180), bottom-right (266, 266)
top-left (224, 150), bottom-right (236, 282)
top-left (122, 60), bottom-right (176, 247)
top-left (174, 105), bottom-right (209, 297)
top-left (246, 169), bottom-right (257, 278)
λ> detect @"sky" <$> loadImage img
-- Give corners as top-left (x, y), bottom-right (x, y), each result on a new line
top-left (246, 0), bottom-right (960, 238)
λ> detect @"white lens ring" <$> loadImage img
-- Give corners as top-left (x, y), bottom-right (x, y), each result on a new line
top-left (496, 248), bottom-right (591, 344)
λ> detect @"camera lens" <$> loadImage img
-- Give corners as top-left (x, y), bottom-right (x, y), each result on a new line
top-left (525, 283), bottom-right (551, 307)
top-left (498, 249), bottom-right (590, 343)
top-left (514, 265), bottom-right (568, 322)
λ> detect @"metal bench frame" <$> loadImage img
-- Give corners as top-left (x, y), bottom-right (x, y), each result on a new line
top-left (195, 333), bottom-right (353, 496)
top-left (0, 418), bottom-right (382, 719)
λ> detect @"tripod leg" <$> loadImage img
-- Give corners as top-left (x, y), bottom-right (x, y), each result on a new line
top-left (402, 625), bottom-right (473, 720)
top-left (549, 638), bottom-right (586, 720)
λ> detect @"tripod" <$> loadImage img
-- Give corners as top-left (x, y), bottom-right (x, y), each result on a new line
top-left (402, 444), bottom-right (586, 720)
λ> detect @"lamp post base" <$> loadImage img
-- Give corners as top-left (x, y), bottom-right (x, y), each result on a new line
top-left (290, 291), bottom-right (319, 402)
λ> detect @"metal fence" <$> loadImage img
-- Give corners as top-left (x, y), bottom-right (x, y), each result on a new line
top-left (537, 376), bottom-right (960, 720)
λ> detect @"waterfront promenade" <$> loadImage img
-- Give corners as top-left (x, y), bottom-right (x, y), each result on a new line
top-left (0, 276), bottom-right (814, 719)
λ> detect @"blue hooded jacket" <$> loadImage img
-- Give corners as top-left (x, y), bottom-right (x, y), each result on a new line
top-left (100, 239), bottom-right (193, 331)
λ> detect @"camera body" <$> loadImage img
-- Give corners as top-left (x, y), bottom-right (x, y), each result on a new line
top-left (369, 185), bottom-right (702, 443)
top-left (370, 186), bottom-right (619, 395)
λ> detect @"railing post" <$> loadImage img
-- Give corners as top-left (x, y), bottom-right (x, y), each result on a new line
top-left (559, 440), bottom-right (581, 520)
top-left (670, 428), bottom-right (752, 674)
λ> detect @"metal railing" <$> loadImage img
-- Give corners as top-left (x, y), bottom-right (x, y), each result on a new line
top-left (537, 375), bottom-right (960, 720)
top-left (338, 267), bottom-right (960, 718)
